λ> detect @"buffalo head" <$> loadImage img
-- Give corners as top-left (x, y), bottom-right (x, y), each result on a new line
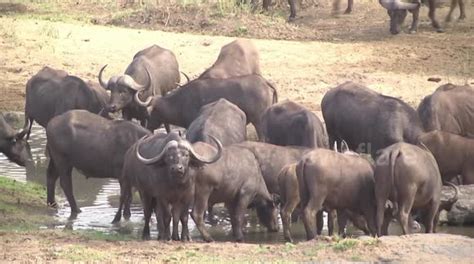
top-left (0, 115), bottom-right (31, 167)
top-left (136, 131), bottom-right (222, 184)
top-left (98, 65), bottom-right (152, 112)
top-left (379, 0), bottom-right (420, 34)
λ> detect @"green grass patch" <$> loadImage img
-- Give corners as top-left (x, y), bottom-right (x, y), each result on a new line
top-left (332, 238), bottom-right (359, 252)
top-left (0, 176), bottom-right (54, 229)
top-left (75, 229), bottom-right (135, 242)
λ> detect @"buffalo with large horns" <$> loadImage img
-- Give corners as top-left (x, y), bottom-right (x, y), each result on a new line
top-left (122, 131), bottom-right (222, 240)
top-left (98, 45), bottom-right (182, 127)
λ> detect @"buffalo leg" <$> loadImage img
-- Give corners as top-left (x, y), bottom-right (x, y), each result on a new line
top-left (59, 167), bottom-right (80, 215)
top-left (262, 0), bottom-right (271, 10)
top-left (345, 0), bottom-right (353, 14)
top-left (446, 0), bottom-right (457, 22)
top-left (180, 205), bottom-right (190, 242)
top-left (157, 201), bottom-right (172, 241)
top-left (171, 203), bottom-right (183, 241)
top-left (349, 212), bottom-right (370, 235)
top-left (46, 160), bottom-right (59, 208)
top-left (428, 0), bottom-right (443, 32)
top-left (191, 188), bottom-right (213, 242)
top-left (288, 0), bottom-right (297, 21)
top-left (302, 193), bottom-right (324, 240)
top-left (398, 189), bottom-right (416, 235)
top-left (281, 199), bottom-right (300, 243)
top-left (337, 210), bottom-right (348, 237)
top-left (113, 178), bottom-right (132, 223)
top-left (409, 8), bottom-right (420, 34)
top-left (422, 200), bottom-right (439, 233)
top-left (229, 193), bottom-right (253, 242)
top-left (458, 0), bottom-right (465, 19)
top-left (140, 192), bottom-right (153, 240)
top-left (332, 0), bottom-right (341, 14)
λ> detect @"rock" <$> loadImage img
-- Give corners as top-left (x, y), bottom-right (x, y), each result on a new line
top-left (440, 184), bottom-right (474, 225)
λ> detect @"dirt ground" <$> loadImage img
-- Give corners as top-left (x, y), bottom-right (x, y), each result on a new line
top-left (1, 231), bottom-right (473, 262)
top-left (0, 1), bottom-right (473, 112)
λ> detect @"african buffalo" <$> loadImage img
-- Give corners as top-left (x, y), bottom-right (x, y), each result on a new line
top-left (23, 66), bottom-right (109, 139)
top-left (98, 45), bottom-right (181, 127)
top-left (378, 0), bottom-right (447, 34)
top-left (190, 143), bottom-right (279, 242)
top-left (123, 131), bottom-right (222, 240)
top-left (261, 100), bottom-right (328, 148)
top-left (418, 84), bottom-right (474, 138)
top-left (374, 142), bottom-right (441, 236)
top-left (147, 74), bottom-right (278, 139)
top-left (322, 81), bottom-right (423, 158)
top-left (198, 39), bottom-right (261, 79)
top-left (278, 163), bottom-right (370, 242)
top-left (296, 148), bottom-right (377, 240)
top-left (45, 110), bottom-right (150, 217)
top-left (0, 114), bottom-right (30, 166)
top-left (419, 131), bottom-right (474, 184)
top-left (186, 99), bottom-right (247, 147)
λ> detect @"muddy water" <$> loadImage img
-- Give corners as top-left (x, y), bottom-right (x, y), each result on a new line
top-left (1, 121), bottom-right (474, 243)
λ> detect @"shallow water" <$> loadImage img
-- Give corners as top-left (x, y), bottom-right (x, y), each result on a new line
top-left (1, 121), bottom-right (473, 243)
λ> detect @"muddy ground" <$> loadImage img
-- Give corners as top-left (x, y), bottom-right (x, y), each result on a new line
top-left (1, 231), bottom-right (474, 262)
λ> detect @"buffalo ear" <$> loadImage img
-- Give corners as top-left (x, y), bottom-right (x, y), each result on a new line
top-left (341, 140), bottom-right (350, 153)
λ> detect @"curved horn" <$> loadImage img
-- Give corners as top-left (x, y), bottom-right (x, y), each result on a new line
top-left (186, 135), bottom-right (223, 164)
top-left (379, 0), bottom-right (419, 10)
top-left (136, 136), bottom-right (178, 165)
top-left (98, 64), bottom-right (109, 89)
top-left (122, 67), bottom-right (151, 91)
top-left (445, 181), bottom-right (460, 205)
top-left (180, 71), bottom-right (190, 84)
top-left (131, 67), bottom-right (153, 106)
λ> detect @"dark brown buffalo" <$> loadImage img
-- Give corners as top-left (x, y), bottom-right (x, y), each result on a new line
top-left (186, 99), bottom-right (247, 147)
top-left (278, 162), bottom-right (370, 242)
top-left (378, 0), bottom-right (463, 34)
top-left (374, 143), bottom-right (441, 236)
top-left (0, 114), bottom-right (30, 166)
top-left (261, 100), bottom-right (328, 148)
top-left (419, 131), bottom-right (474, 184)
top-left (46, 110), bottom-right (150, 217)
top-left (418, 84), bottom-right (474, 138)
top-left (190, 143), bottom-right (278, 242)
top-left (198, 39), bottom-right (261, 79)
top-left (147, 75), bottom-right (277, 139)
top-left (98, 45), bottom-right (180, 126)
top-left (23, 66), bottom-right (109, 139)
top-left (322, 81), bottom-right (423, 158)
top-left (123, 131), bottom-right (222, 240)
top-left (296, 148), bottom-right (377, 240)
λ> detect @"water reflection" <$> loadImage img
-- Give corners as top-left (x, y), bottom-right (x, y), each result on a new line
top-left (0, 120), bottom-right (473, 242)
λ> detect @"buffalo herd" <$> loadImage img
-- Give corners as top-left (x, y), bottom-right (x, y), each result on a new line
top-left (2, 38), bottom-right (471, 243)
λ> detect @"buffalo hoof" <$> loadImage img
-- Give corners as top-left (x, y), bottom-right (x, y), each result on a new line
top-left (409, 30), bottom-right (417, 34)
top-left (344, 9), bottom-right (352, 14)
top-left (47, 201), bottom-right (58, 209)
top-left (111, 213), bottom-right (121, 224)
top-left (287, 16), bottom-right (296, 23)
top-left (142, 233), bottom-right (151, 241)
top-left (436, 28), bottom-right (445, 33)
top-left (181, 235), bottom-right (191, 242)
top-left (459, 15), bottom-right (466, 20)
top-left (284, 237), bottom-right (294, 243)
top-left (203, 236), bottom-right (214, 243)
top-left (172, 234), bottom-right (180, 241)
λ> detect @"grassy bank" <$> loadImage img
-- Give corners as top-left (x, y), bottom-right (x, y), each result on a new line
top-left (0, 176), bottom-right (54, 230)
